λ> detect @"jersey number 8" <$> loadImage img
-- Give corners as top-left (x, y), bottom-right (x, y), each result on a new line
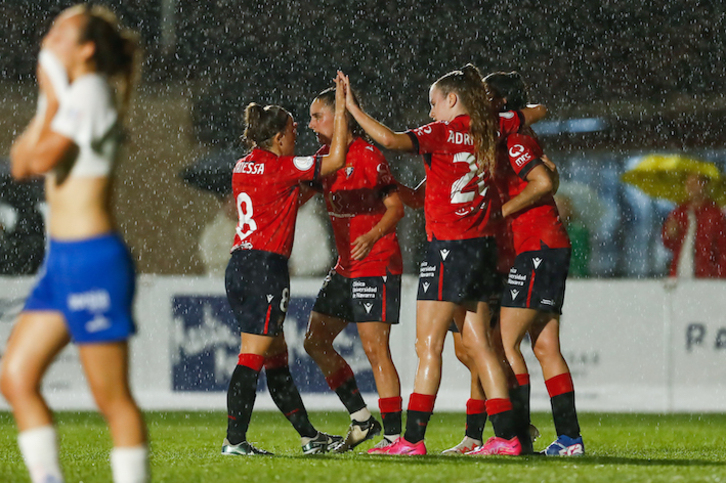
top-left (235, 192), bottom-right (257, 241)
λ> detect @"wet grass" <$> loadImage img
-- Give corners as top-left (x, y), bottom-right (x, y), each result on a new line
top-left (1, 411), bottom-right (725, 482)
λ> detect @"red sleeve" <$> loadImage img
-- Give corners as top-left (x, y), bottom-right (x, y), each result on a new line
top-left (715, 209), bottom-right (726, 277)
top-left (499, 110), bottom-right (524, 136)
top-left (506, 134), bottom-right (543, 180)
top-left (279, 155), bottom-right (322, 184)
top-left (406, 121), bottom-right (449, 155)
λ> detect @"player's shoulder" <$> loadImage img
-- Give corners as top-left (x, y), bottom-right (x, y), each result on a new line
top-left (351, 137), bottom-right (385, 161)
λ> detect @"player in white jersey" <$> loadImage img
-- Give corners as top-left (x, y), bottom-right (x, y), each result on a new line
top-left (0, 6), bottom-right (147, 483)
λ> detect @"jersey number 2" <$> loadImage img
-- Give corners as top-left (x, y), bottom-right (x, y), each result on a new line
top-left (450, 153), bottom-right (487, 204)
top-left (236, 192), bottom-right (257, 241)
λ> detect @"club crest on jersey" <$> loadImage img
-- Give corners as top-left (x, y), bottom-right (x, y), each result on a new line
top-left (363, 303), bottom-right (374, 314)
top-left (345, 166), bottom-right (354, 178)
top-left (533, 258), bottom-right (543, 269)
top-left (510, 289), bottom-right (520, 299)
top-left (440, 249), bottom-right (450, 261)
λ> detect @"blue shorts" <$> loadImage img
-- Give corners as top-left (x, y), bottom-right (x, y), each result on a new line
top-left (24, 234), bottom-right (137, 344)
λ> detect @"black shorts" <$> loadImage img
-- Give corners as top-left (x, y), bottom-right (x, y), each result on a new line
top-left (448, 275), bottom-right (504, 333)
top-left (417, 237), bottom-right (499, 305)
top-left (313, 269), bottom-right (401, 323)
top-left (501, 247), bottom-right (570, 314)
top-left (225, 249), bottom-right (290, 336)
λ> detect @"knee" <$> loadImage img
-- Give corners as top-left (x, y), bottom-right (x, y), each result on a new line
top-left (415, 337), bottom-right (444, 362)
top-left (362, 342), bottom-right (388, 369)
top-left (303, 332), bottom-right (327, 357)
top-left (532, 339), bottom-right (560, 364)
top-left (0, 363), bottom-right (36, 404)
top-left (453, 342), bottom-right (472, 368)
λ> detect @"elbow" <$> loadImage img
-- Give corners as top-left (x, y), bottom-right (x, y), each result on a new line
top-left (379, 132), bottom-right (401, 150)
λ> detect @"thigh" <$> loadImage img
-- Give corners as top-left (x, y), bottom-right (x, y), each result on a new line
top-left (306, 311), bottom-right (348, 346)
top-left (1, 311), bottom-right (70, 388)
top-left (529, 313), bottom-right (562, 352)
top-left (78, 340), bottom-right (132, 402)
top-left (415, 300), bottom-right (459, 353)
top-left (357, 321), bottom-right (392, 352)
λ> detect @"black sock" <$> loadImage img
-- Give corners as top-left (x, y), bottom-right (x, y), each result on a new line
top-left (404, 410), bottom-right (431, 444)
top-left (488, 410), bottom-right (518, 441)
top-left (266, 366), bottom-right (317, 438)
top-left (226, 364), bottom-right (260, 445)
top-left (551, 391), bottom-right (581, 438)
top-left (334, 378), bottom-right (366, 415)
top-left (510, 384), bottom-right (533, 453)
top-left (465, 412), bottom-right (487, 441)
top-left (382, 411), bottom-right (402, 436)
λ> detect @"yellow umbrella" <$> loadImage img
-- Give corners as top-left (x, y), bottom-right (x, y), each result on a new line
top-left (621, 154), bottom-right (722, 205)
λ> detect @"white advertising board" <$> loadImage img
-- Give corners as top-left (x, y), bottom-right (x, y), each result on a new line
top-left (1, 276), bottom-right (724, 412)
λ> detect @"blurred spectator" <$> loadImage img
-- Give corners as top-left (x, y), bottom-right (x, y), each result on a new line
top-left (661, 173), bottom-right (726, 278)
top-left (0, 160), bottom-right (45, 275)
top-left (555, 193), bottom-right (591, 278)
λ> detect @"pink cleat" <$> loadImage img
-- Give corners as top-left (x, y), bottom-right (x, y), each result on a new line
top-left (367, 437), bottom-right (426, 455)
top-left (466, 436), bottom-right (522, 456)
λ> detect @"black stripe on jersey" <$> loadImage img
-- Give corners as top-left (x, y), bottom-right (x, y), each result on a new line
top-left (406, 131), bottom-right (420, 154)
top-left (380, 183), bottom-right (398, 197)
top-left (517, 157), bottom-right (543, 180)
top-left (515, 110), bottom-right (525, 131)
top-left (313, 154), bottom-right (323, 181)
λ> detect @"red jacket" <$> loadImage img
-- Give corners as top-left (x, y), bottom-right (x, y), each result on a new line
top-left (661, 200), bottom-right (726, 278)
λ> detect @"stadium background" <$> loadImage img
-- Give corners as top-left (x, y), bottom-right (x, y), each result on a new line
top-left (0, 0), bottom-right (725, 415)
top-left (1, 0), bottom-right (725, 277)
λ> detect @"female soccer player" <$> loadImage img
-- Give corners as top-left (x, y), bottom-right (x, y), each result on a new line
top-left (303, 86), bottom-right (405, 452)
top-left (0, 6), bottom-right (147, 483)
top-left (486, 71), bottom-right (584, 456)
top-left (341, 65), bottom-right (523, 456)
top-left (221, 75), bottom-right (349, 456)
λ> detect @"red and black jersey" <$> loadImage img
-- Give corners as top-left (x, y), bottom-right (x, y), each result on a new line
top-left (231, 147), bottom-right (321, 258)
top-left (405, 113), bottom-right (522, 241)
top-left (316, 138), bottom-right (403, 277)
top-left (494, 132), bottom-right (570, 254)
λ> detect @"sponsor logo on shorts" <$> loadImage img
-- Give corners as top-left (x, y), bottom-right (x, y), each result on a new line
top-left (422, 282), bottom-right (431, 293)
top-left (266, 294), bottom-right (274, 303)
top-left (541, 299), bottom-right (554, 306)
top-left (507, 272), bottom-right (526, 287)
top-left (363, 303), bottom-right (374, 314)
top-left (67, 290), bottom-right (110, 312)
top-left (382, 276), bottom-right (387, 282)
top-left (440, 249), bottom-right (450, 261)
top-left (510, 289), bottom-right (520, 300)
top-left (533, 257), bottom-right (543, 269)
top-left (420, 263), bottom-right (436, 278)
top-left (352, 281), bottom-right (377, 299)
top-left (85, 315), bottom-right (111, 333)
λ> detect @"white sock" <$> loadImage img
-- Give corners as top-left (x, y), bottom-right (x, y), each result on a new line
top-left (350, 407), bottom-right (372, 423)
top-left (110, 446), bottom-right (148, 483)
top-left (17, 425), bottom-right (64, 483)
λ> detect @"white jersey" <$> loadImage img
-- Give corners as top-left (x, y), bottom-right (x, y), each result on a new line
top-left (50, 73), bottom-right (119, 178)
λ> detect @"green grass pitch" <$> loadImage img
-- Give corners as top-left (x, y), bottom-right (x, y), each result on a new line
top-left (1, 411), bottom-right (725, 482)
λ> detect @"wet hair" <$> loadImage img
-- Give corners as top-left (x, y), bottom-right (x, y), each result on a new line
top-left (484, 71), bottom-right (529, 111)
top-left (314, 86), bottom-right (369, 141)
top-left (73, 4), bottom-right (140, 120)
top-left (433, 64), bottom-right (497, 175)
top-left (243, 103), bottom-right (291, 150)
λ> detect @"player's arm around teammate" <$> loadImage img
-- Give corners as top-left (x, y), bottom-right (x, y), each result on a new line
top-left (303, 86), bottom-right (405, 451)
top-left (341, 67), bottom-right (523, 456)
top-left (1, 6), bottom-right (148, 483)
top-left (486, 71), bottom-right (584, 456)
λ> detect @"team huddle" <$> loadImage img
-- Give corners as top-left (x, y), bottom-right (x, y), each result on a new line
top-left (1, 5), bottom-right (583, 483)
top-left (222, 66), bottom-right (584, 458)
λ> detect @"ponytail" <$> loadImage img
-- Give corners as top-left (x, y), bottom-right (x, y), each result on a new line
top-left (434, 64), bottom-right (497, 175)
top-left (77, 4), bottom-right (141, 121)
top-left (243, 103), bottom-right (291, 150)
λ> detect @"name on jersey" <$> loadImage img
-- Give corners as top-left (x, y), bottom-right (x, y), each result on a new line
top-left (234, 161), bottom-right (265, 175)
top-left (509, 144), bottom-right (533, 167)
top-left (447, 131), bottom-right (474, 146)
